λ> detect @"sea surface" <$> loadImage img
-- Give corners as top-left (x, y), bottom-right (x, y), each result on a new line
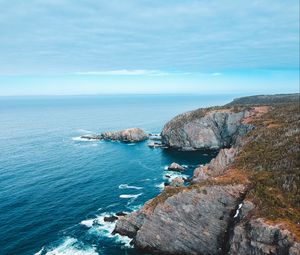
top-left (0, 94), bottom-right (238, 255)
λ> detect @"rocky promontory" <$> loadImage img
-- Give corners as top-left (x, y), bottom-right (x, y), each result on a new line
top-left (161, 108), bottom-right (254, 150)
top-left (113, 94), bottom-right (300, 255)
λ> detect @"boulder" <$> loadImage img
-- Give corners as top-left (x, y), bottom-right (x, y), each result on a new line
top-left (116, 212), bottom-right (127, 217)
top-left (170, 177), bottom-right (184, 187)
top-left (167, 162), bottom-right (186, 171)
top-left (104, 215), bottom-right (118, 222)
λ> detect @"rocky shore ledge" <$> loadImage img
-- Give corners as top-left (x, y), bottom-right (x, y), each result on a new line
top-left (113, 94), bottom-right (300, 255)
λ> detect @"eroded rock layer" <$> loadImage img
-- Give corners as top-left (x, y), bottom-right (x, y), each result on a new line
top-left (161, 109), bottom-right (253, 150)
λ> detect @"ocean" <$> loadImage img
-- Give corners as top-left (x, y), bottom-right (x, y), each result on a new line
top-left (0, 94), bottom-right (237, 255)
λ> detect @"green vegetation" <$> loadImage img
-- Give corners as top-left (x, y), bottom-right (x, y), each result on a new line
top-left (147, 186), bottom-right (185, 210)
top-left (227, 93), bottom-right (299, 106)
top-left (233, 102), bottom-right (300, 228)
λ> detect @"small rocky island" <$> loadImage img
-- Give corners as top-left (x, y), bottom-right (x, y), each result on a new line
top-left (81, 127), bottom-right (149, 142)
top-left (112, 94), bottom-right (300, 255)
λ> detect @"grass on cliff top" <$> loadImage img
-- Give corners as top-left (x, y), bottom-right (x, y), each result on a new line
top-left (232, 102), bottom-right (300, 231)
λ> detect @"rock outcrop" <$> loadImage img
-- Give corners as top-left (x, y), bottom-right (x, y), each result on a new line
top-left (169, 177), bottom-right (185, 187)
top-left (161, 108), bottom-right (253, 150)
top-left (193, 147), bottom-right (237, 183)
top-left (114, 184), bottom-right (247, 255)
top-left (230, 218), bottom-right (299, 255)
top-left (167, 162), bottom-right (186, 171)
top-left (100, 128), bottom-right (149, 142)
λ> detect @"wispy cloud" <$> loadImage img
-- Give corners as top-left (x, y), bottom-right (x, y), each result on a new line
top-left (212, 72), bottom-right (222, 76)
top-left (74, 69), bottom-right (169, 76)
top-left (0, 1), bottom-right (298, 75)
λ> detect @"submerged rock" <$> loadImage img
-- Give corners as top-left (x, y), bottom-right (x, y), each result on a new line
top-left (167, 162), bottom-right (186, 171)
top-left (148, 141), bottom-right (164, 148)
top-left (104, 215), bottom-right (118, 222)
top-left (101, 128), bottom-right (149, 142)
top-left (116, 212), bottom-right (127, 217)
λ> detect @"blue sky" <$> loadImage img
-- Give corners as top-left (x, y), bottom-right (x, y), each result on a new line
top-left (0, 0), bottom-right (299, 95)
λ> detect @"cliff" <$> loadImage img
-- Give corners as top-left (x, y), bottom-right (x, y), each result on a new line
top-left (113, 94), bottom-right (300, 255)
top-left (161, 107), bottom-right (254, 150)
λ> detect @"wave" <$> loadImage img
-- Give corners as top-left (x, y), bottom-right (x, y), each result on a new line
top-left (119, 193), bottom-right (142, 199)
top-left (155, 182), bottom-right (165, 191)
top-left (80, 219), bottom-right (95, 228)
top-left (72, 136), bottom-right (97, 142)
top-left (118, 184), bottom-right (143, 190)
top-left (88, 214), bottom-right (133, 248)
top-left (37, 237), bottom-right (98, 255)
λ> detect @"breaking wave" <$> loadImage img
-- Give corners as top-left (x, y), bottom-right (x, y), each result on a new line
top-left (36, 237), bottom-right (98, 255)
top-left (118, 184), bottom-right (143, 190)
top-left (119, 193), bottom-right (142, 199)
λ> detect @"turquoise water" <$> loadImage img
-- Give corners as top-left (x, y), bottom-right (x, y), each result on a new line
top-left (0, 94), bottom-right (236, 255)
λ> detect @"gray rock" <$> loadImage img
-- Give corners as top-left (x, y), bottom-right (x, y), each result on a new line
top-left (80, 134), bottom-right (101, 140)
top-left (103, 215), bottom-right (118, 222)
top-left (170, 177), bottom-right (185, 187)
top-left (114, 184), bottom-right (247, 255)
top-left (167, 162), bottom-right (186, 171)
top-left (193, 147), bottom-right (237, 183)
top-left (229, 218), bottom-right (300, 255)
top-left (161, 109), bottom-right (253, 150)
top-left (101, 128), bottom-right (149, 142)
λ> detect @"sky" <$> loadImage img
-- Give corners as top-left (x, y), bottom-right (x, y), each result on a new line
top-left (0, 0), bottom-right (299, 96)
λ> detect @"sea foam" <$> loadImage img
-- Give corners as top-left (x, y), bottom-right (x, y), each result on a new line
top-left (119, 193), bottom-right (142, 199)
top-left (80, 219), bottom-right (95, 228)
top-left (88, 214), bottom-right (133, 248)
top-left (72, 136), bottom-right (96, 142)
top-left (118, 184), bottom-right (143, 190)
top-left (41, 237), bottom-right (98, 255)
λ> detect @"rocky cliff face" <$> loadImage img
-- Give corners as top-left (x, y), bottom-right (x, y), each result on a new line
top-left (230, 218), bottom-right (299, 255)
top-left (114, 184), bottom-right (247, 255)
top-left (101, 127), bottom-right (149, 142)
top-left (217, 199), bottom-right (300, 255)
top-left (193, 147), bottom-right (237, 183)
top-left (113, 95), bottom-right (300, 255)
top-left (161, 109), bottom-right (253, 150)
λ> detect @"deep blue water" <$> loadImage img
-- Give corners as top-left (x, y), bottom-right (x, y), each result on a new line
top-left (0, 94), bottom-right (236, 255)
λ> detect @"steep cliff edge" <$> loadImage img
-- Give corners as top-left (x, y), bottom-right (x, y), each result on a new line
top-left (161, 107), bottom-right (254, 150)
top-left (113, 94), bottom-right (300, 255)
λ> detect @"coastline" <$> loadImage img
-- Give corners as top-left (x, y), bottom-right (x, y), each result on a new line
top-left (113, 93), bottom-right (300, 255)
